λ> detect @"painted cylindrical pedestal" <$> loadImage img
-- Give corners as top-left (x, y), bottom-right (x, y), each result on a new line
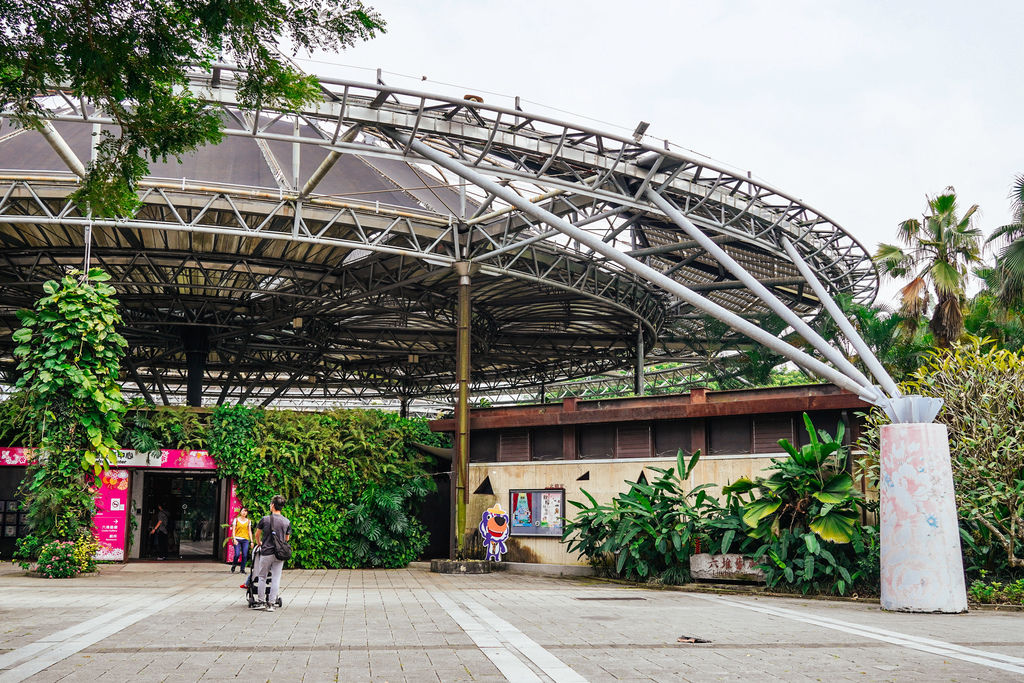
top-left (879, 422), bottom-right (967, 613)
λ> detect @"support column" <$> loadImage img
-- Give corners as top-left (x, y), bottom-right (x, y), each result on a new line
top-left (634, 327), bottom-right (645, 397)
top-left (453, 262), bottom-right (472, 559)
top-left (879, 423), bottom-right (967, 612)
top-left (182, 328), bottom-right (209, 408)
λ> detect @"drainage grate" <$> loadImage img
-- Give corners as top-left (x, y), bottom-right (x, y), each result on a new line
top-left (575, 597), bottom-right (646, 601)
top-left (676, 635), bottom-right (711, 644)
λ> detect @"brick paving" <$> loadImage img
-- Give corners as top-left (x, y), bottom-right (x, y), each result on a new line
top-left (0, 562), bottom-right (1021, 681)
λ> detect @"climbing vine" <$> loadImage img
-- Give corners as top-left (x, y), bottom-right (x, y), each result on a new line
top-left (12, 269), bottom-right (126, 549)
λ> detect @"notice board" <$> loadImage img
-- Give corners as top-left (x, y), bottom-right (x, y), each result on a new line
top-left (509, 488), bottom-right (565, 537)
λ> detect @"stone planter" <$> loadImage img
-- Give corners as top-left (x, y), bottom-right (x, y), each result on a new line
top-left (689, 553), bottom-right (764, 582)
top-left (429, 559), bottom-right (506, 574)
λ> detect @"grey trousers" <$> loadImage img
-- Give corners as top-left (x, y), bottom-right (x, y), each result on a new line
top-left (253, 552), bottom-right (284, 603)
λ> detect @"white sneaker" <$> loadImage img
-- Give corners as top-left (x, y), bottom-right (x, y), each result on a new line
top-left (265, 603), bottom-right (275, 612)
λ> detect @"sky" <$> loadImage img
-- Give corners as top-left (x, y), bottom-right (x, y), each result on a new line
top-left (305, 1), bottom-right (1023, 305)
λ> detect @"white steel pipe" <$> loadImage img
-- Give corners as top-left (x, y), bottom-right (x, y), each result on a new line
top-left (647, 189), bottom-right (882, 403)
top-left (781, 237), bottom-right (901, 398)
top-left (389, 128), bottom-right (881, 403)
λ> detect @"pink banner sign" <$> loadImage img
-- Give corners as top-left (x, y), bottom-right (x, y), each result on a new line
top-left (93, 469), bottom-right (129, 561)
top-left (0, 447), bottom-right (30, 466)
top-left (0, 448), bottom-right (217, 470)
top-left (225, 479), bottom-right (241, 563)
top-left (113, 449), bottom-right (217, 469)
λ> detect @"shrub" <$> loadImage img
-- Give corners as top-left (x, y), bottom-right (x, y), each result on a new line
top-left (904, 337), bottom-right (1024, 570)
top-left (859, 337), bottom-right (1024, 573)
top-left (36, 540), bottom-right (79, 579)
top-left (562, 450), bottom-right (720, 584)
top-left (13, 534), bottom-right (43, 571)
top-left (730, 414), bottom-right (877, 595)
top-left (72, 534), bottom-right (99, 573)
top-left (968, 576), bottom-right (1024, 605)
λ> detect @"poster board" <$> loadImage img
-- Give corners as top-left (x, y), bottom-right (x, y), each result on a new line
top-left (509, 488), bottom-right (565, 537)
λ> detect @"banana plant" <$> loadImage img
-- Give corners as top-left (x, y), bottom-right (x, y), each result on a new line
top-left (726, 413), bottom-right (862, 544)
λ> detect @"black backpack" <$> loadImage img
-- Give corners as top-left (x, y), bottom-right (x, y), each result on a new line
top-left (268, 517), bottom-right (292, 561)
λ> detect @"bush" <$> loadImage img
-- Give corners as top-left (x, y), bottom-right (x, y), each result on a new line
top-left (968, 576), bottom-right (1024, 605)
top-left (730, 414), bottom-right (877, 595)
top-left (858, 337), bottom-right (1024, 573)
top-left (904, 337), bottom-right (1024, 570)
top-left (72, 535), bottom-right (99, 573)
top-left (36, 540), bottom-right (79, 578)
top-left (562, 450), bottom-right (720, 584)
top-left (13, 534), bottom-right (43, 571)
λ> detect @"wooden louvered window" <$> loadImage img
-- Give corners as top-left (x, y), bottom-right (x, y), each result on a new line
top-left (708, 416), bottom-right (752, 455)
top-left (531, 427), bottom-right (562, 461)
top-left (654, 420), bottom-right (689, 458)
top-left (753, 416), bottom-right (794, 453)
top-left (617, 425), bottom-right (652, 458)
top-left (578, 425), bottom-right (615, 460)
top-left (470, 431), bottom-right (498, 462)
top-left (498, 430), bottom-right (530, 462)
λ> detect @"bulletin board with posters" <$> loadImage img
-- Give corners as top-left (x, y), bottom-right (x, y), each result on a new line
top-left (508, 488), bottom-right (565, 537)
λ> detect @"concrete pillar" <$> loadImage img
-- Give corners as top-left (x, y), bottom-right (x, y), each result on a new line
top-left (879, 422), bottom-right (967, 613)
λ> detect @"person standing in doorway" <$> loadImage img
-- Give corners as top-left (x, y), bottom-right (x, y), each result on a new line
top-left (149, 503), bottom-right (169, 560)
top-left (230, 507), bottom-right (252, 573)
top-left (253, 495), bottom-right (291, 613)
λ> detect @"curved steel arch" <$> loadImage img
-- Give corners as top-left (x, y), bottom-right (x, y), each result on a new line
top-left (0, 66), bottom-right (877, 407)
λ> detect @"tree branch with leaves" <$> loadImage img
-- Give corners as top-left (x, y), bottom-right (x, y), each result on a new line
top-left (0, 0), bottom-right (384, 216)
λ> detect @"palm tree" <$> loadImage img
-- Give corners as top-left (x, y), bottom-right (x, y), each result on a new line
top-left (874, 187), bottom-right (982, 347)
top-left (984, 174), bottom-right (1024, 310)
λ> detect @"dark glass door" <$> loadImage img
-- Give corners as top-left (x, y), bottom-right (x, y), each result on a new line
top-left (141, 472), bottom-right (220, 559)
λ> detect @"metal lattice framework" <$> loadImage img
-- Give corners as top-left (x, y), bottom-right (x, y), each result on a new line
top-left (0, 65), bottom-right (876, 407)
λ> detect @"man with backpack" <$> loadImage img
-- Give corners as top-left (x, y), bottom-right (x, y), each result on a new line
top-left (252, 495), bottom-right (292, 613)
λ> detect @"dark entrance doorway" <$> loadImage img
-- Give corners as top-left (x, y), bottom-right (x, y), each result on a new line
top-left (141, 472), bottom-right (220, 559)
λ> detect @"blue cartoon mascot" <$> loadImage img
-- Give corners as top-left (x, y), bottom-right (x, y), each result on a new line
top-left (479, 503), bottom-right (510, 561)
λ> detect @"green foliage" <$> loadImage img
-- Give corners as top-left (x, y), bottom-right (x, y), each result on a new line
top-left (750, 526), bottom-right (879, 596)
top-left (14, 269), bottom-right (127, 472)
top-left (902, 337), bottom-right (1024, 570)
top-left (726, 415), bottom-right (877, 595)
top-left (731, 414), bottom-right (862, 544)
top-left (0, 0), bottom-right (385, 217)
top-left (147, 406), bottom-right (210, 449)
top-left (968, 576), bottom-right (1024, 605)
top-left (72, 535), bottom-right (99, 573)
top-left (36, 540), bottom-right (79, 578)
top-left (210, 405), bottom-right (441, 570)
top-left (13, 534), bottom-right (43, 570)
top-left (562, 449), bottom-right (720, 584)
top-left (12, 269), bottom-right (126, 544)
top-left (0, 393), bottom-right (37, 447)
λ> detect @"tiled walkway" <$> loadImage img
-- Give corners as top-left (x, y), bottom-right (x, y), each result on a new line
top-left (0, 562), bottom-right (1021, 681)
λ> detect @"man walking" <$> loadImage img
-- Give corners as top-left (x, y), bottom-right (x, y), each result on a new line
top-left (149, 502), bottom-right (169, 560)
top-left (253, 495), bottom-right (291, 613)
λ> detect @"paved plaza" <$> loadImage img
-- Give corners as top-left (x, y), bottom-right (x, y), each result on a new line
top-left (0, 562), bottom-right (1021, 682)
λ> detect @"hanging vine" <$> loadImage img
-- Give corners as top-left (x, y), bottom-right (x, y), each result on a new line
top-left (12, 268), bottom-right (127, 544)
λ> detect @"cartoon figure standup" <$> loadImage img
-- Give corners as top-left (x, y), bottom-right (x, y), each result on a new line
top-left (478, 503), bottom-right (511, 561)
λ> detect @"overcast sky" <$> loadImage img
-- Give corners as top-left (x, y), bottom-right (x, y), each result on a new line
top-left (306, 1), bottom-right (1023, 304)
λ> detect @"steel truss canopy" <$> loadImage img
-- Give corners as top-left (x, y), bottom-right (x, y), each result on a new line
top-left (0, 65), bottom-right (877, 408)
